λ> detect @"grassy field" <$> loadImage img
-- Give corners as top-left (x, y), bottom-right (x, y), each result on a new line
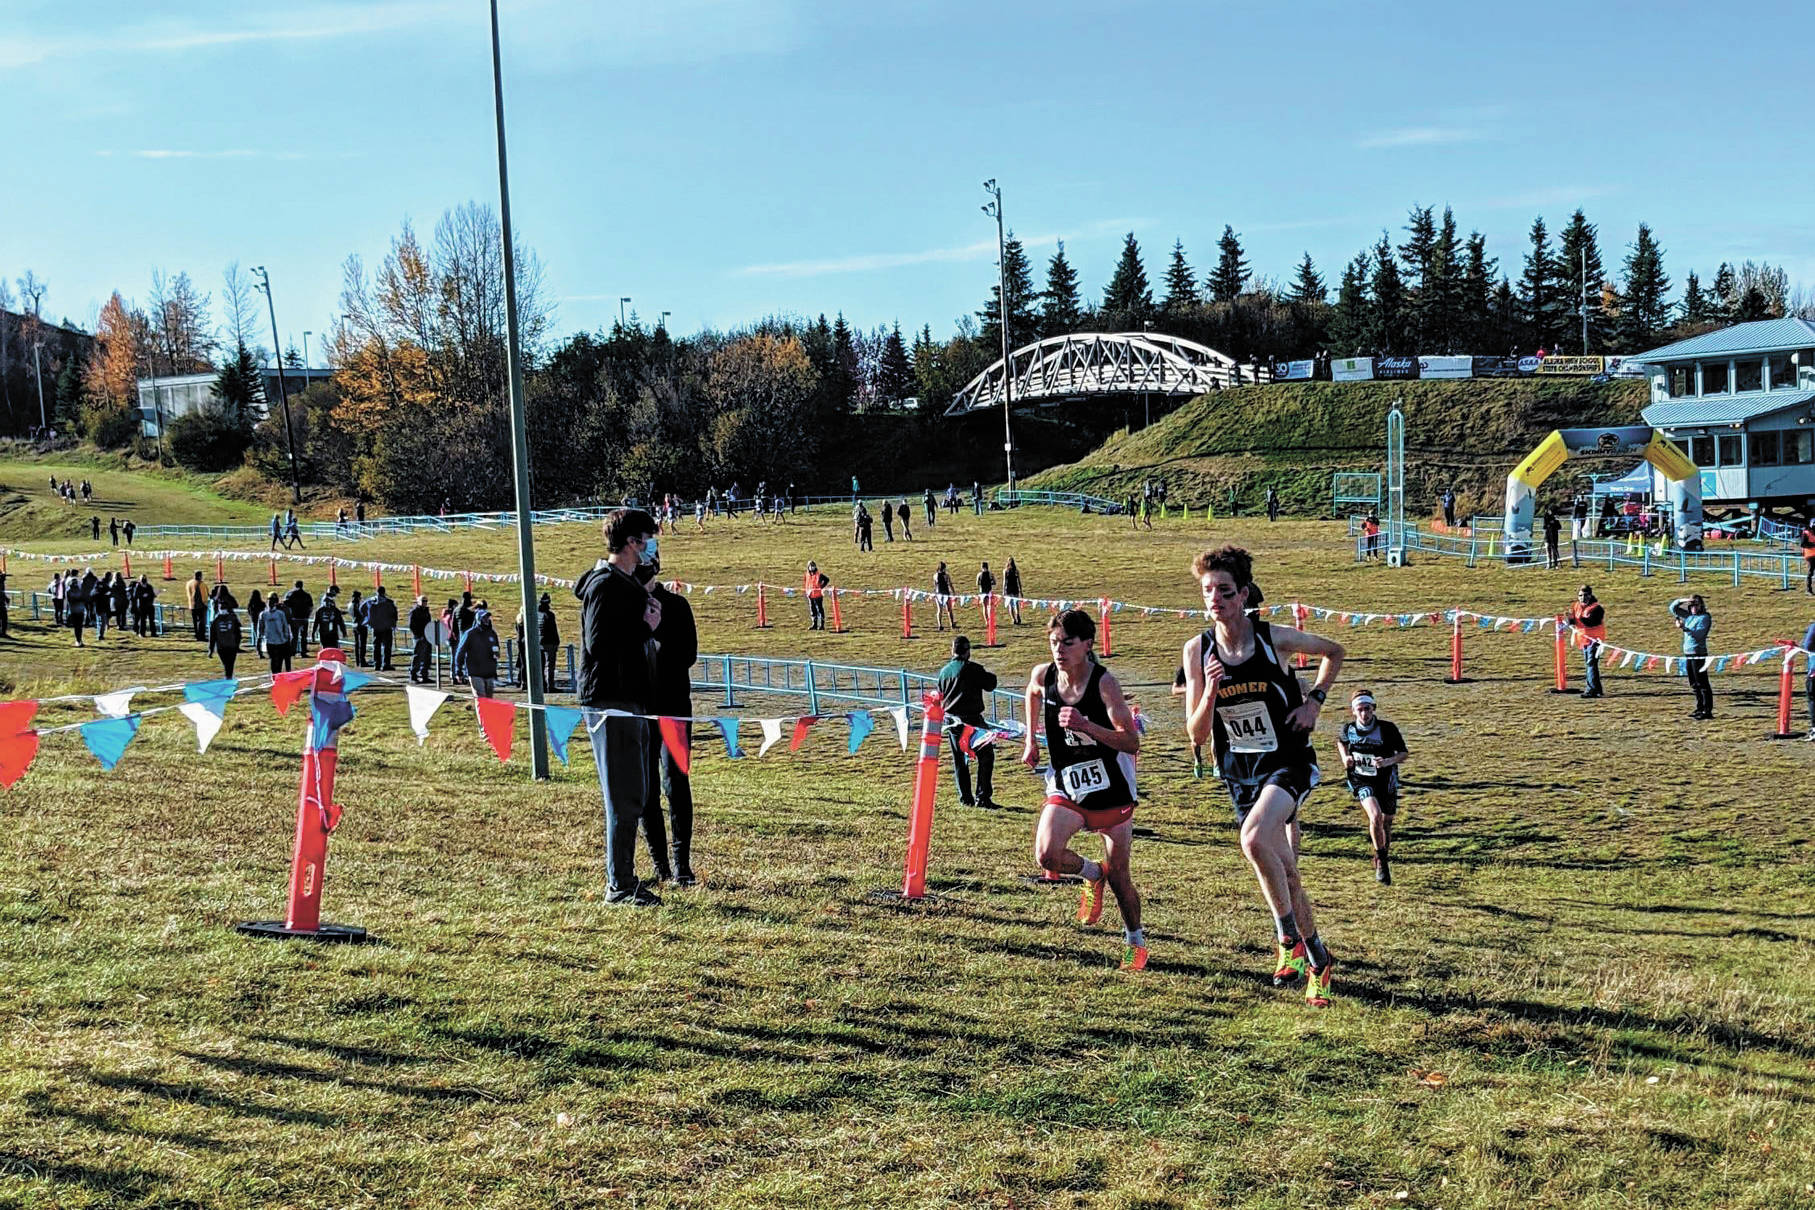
top-left (1, 492), bottom-right (1813, 1208)
top-left (0, 452), bottom-right (277, 544)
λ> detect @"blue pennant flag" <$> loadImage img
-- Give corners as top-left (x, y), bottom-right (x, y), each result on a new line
top-left (310, 695), bottom-right (356, 751)
top-left (183, 677), bottom-right (238, 717)
top-left (544, 706), bottom-right (582, 765)
top-left (716, 717), bottom-right (743, 759)
top-left (847, 711), bottom-right (875, 754)
top-left (81, 715), bottom-right (141, 771)
top-left (337, 667), bottom-right (376, 693)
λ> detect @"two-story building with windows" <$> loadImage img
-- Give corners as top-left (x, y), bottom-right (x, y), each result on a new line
top-left (1636, 318), bottom-right (1815, 509)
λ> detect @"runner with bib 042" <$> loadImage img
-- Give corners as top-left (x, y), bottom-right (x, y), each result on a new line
top-left (1022, 608), bottom-right (1148, 972)
top-left (1181, 545), bottom-right (1346, 1008)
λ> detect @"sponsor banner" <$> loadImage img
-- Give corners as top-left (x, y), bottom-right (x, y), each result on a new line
top-left (1537, 355), bottom-right (1605, 376)
top-left (1332, 356), bottom-right (1374, 382)
top-left (1604, 355), bottom-right (1647, 378)
top-left (1374, 355), bottom-right (1419, 380)
top-left (1471, 356), bottom-right (1523, 378)
top-left (1418, 355), bottom-right (1472, 379)
top-left (1271, 359), bottom-right (1316, 381)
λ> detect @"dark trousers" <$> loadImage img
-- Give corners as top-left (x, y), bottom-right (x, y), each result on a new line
top-left (192, 609), bottom-right (206, 642)
top-left (52, 597), bottom-right (63, 625)
top-left (585, 708), bottom-right (652, 899)
top-left (808, 597), bottom-right (826, 629)
top-left (134, 609), bottom-right (151, 637)
top-left (858, 530), bottom-right (872, 551)
top-left (947, 717), bottom-right (995, 805)
top-left (1685, 659), bottom-right (1713, 714)
top-left (542, 646), bottom-right (557, 691)
top-left (269, 643), bottom-right (293, 674)
top-left (373, 628), bottom-right (393, 670)
top-left (410, 636), bottom-right (432, 682)
top-left (354, 626), bottom-right (369, 666)
top-left (291, 615), bottom-right (309, 656)
top-left (1582, 641), bottom-right (1602, 695)
top-left (1806, 676), bottom-right (1815, 727)
top-left (220, 651), bottom-right (238, 678)
top-left (642, 720), bottom-right (694, 878)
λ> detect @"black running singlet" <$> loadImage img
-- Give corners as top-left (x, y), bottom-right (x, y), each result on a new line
top-left (1200, 620), bottom-right (1315, 785)
top-left (1042, 662), bottom-right (1137, 809)
top-left (1339, 719), bottom-right (1405, 791)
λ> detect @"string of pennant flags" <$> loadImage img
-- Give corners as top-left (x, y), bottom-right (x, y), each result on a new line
top-left (0, 661), bottom-right (1034, 792)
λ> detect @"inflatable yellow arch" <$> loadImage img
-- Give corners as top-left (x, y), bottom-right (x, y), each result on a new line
top-left (1503, 426), bottom-right (1702, 556)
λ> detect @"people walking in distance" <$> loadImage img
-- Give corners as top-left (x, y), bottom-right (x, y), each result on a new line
top-left (1003, 558), bottom-right (1023, 625)
top-left (923, 487), bottom-right (937, 529)
top-left (212, 603), bottom-right (243, 678)
top-left (897, 498), bottom-right (913, 541)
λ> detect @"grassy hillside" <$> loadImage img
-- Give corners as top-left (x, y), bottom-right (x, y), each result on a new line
top-left (1026, 378), bottom-right (1648, 518)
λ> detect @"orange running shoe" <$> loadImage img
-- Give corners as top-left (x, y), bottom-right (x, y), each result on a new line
top-left (1272, 939), bottom-right (1309, 988)
top-left (1305, 961), bottom-right (1334, 1008)
top-left (1120, 943), bottom-right (1149, 972)
top-left (1076, 871), bottom-right (1106, 925)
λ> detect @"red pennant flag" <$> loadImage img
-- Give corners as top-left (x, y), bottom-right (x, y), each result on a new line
top-left (270, 669), bottom-right (314, 717)
top-left (0, 700), bottom-right (42, 790)
top-left (789, 716), bottom-right (819, 752)
top-left (475, 697), bottom-right (515, 762)
top-left (658, 717), bottom-right (692, 776)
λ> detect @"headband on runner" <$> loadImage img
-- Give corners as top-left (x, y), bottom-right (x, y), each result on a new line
top-left (1351, 692), bottom-right (1376, 707)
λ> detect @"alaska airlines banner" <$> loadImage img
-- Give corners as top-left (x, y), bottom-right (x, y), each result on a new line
top-left (1374, 356), bottom-right (1419, 380)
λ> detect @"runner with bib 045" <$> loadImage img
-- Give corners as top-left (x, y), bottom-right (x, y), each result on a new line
top-left (1022, 608), bottom-right (1147, 972)
top-left (1182, 545), bottom-right (1346, 1008)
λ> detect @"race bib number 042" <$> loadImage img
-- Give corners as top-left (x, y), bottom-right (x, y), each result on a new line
top-left (1352, 752), bottom-right (1380, 775)
top-left (1220, 700), bottom-right (1278, 753)
top-left (1060, 759), bottom-right (1109, 800)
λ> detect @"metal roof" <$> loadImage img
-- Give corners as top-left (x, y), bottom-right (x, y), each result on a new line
top-left (1630, 318), bottom-right (1815, 363)
top-left (1642, 388), bottom-right (1815, 428)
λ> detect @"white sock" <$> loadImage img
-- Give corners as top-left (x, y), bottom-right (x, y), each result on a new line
top-left (1124, 928), bottom-right (1145, 947)
top-left (1077, 858), bottom-right (1102, 882)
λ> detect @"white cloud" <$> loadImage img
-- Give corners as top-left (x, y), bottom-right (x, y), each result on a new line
top-left (739, 218), bottom-right (1141, 279)
top-left (1355, 126), bottom-right (1484, 150)
top-left (0, 2), bottom-right (459, 68)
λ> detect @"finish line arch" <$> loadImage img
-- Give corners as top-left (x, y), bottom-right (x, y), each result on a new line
top-left (1504, 427), bottom-right (1702, 556)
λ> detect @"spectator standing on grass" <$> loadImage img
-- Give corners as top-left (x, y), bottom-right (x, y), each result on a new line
top-left (315, 588), bottom-right (347, 653)
top-left (804, 561), bottom-right (829, 630)
top-left (212, 603), bottom-right (243, 678)
top-left (1670, 596), bottom-right (1715, 720)
top-left (367, 586), bottom-right (398, 671)
top-left (439, 598), bottom-right (461, 681)
top-left (1568, 585), bottom-right (1606, 699)
top-left (110, 572), bottom-right (129, 632)
top-left (66, 570), bottom-right (88, 647)
top-left (349, 589), bottom-right (368, 666)
top-left (262, 601), bottom-right (294, 673)
top-left (284, 513), bottom-right (305, 550)
top-left (122, 519), bottom-right (135, 546)
top-left (90, 514), bottom-right (100, 541)
top-left (355, 500), bottom-right (366, 533)
top-left (270, 514), bottom-right (283, 551)
top-left (108, 516), bottom-right (120, 546)
top-left (460, 610), bottom-right (500, 698)
top-left (934, 561), bottom-right (958, 630)
top-left (897, 498), bottom-right (913, 540)
top-left (575, 508), bottom-right (665, 907)
top-left (49, 570), bottom-right (65, 626)
top-left (185, 571), bottom-right (208, 642)
top-left (639, 546), bottom-right (698, 886)
top-left (247, 590), bottom-right (266, 655)
top-left (1003, 558), bottom-right (1024, 625)
top-left (94, 572), bottom-right (115, 641)
top-left (1543, 510), bottom-right (1562, 570)
top-left (283, 580), bottom-right (314, 657)
top-left (131, 576), bottom-right (156, 636)
top-left (924, 487), bottom-right (937, 529)
top-left (409, 595), bottom-right (434, 684)
top-left (881, 500), bottom-right (895, 542)
top-left (938, 635), bottom-right (1000, 809)
top-left (537, 593), bottom-right (559, 689)
top-left (453, 591), bottom-right (477, 682)
top-left (973, 480), bottom-right (984, 516)
top-left (1442, 488), bottom-right (1457, 529)
top-left (856, 505), bottom-right (874, 551)
top-left (1267, 487), bottom-right (1280, 523)
top-left (1363, 512), bottom-right (1382, 559)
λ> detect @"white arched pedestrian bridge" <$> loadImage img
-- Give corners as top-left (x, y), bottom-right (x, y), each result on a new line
top-left (943, 332), bottom-right (1265, 415)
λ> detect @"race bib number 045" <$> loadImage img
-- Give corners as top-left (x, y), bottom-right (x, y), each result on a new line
top-left (1220, 700), bottom-right (1278, 753)
top-left (1060, 759), bottom-right (1109, 800)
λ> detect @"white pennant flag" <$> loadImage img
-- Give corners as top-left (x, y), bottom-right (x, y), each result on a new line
top-left (94, 688), bottom-right (143, 718)
top-left (891, 707), bottom-right (910, 750)
top-left (177, 702), bottom-right (225, 753)
top-left (757, 718), bottom-right (785, 758)
top-left (406, 685), bottom-right (452, 745)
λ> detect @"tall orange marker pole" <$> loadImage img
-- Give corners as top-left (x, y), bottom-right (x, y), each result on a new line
top-left (899, 691), bottom-right (944, 900)
top-left (1549, 616), bottom-right (1568, 692)
top-left (1445, 610), bottom-right (1464, 684)
top-left (1772, 642), bottom-right (1799, 739)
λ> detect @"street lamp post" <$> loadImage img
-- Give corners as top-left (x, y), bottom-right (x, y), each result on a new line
top-left (250, 265), bottom-right (303, 503)
top-left (31, 341), bottom-right (46, 433)
top-left (660, 310), bottom-right (671, 332)
top-left (982, 179), bottom-right (1015, 491)
top-left (489, 0), bottom-right (550, 779)
top-left (619, 297), bottom-right (631, 328)
top-left (303, 330), bottom-right (312, 378)
top-left (146, 341), bottom-right (163, 461)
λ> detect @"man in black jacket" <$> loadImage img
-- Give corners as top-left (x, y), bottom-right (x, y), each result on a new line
top-left (407, 594), bottom-right (434, 683)
top-left (366, 585), bottom-right (399, 671)
top-left (537, 593), bottom-right (560, 690)
top-left (575, 508), bottom-right (664, 906)
top-left (638, 552), bottom-right (698, 886)
top-left (937, 635), bottom-right (1000, 809)
top-left (283, 580), bottom-right (314, 657)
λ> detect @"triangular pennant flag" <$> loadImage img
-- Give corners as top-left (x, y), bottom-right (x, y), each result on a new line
top-left (544, 705), bottom-right (582, 764)
top-left (81, 714), bottom-right (141, 771)
top-left (0, 701), bottom-right (42, 789)
top-left (474, 696), bottom-right (515, 762)
top-left (177, 702), bottom-right (226, 753)
top-left (758, 718), bottom-right (784, 757)
top-left (659, 716), bottom-right (692, 776)
top-left (955, 724), bottom-right (978, 758)
top-left (183, 677), bottom-right (238, 717)
top-left (310, 695), bottom-right (356, 750)
top-left (406, 685), bottom-right (451, 745)
top-left (93, 688), bottom-right (142, 719)
top-left (715, 717), bottom-right (743, 759)
top-left (270, 669), bottom-right (314, 716)
top-left (891, 707), bottom-right (909, 750)
top-left (335, 667), bottom-right (376, 693)
top-left (790, 716), bottom-right (819, 752)
top-left (847, 711), bottom-right (874, 754)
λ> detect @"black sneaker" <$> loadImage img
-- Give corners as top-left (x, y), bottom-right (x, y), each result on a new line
top-left (1376, 854), bottom-right (1392, 885)
top-left (976, 799), bottom-right (1002, 810)
top-left (669, 870), bottom-right (698, 888)
top-left (608, 884), bottom-right (663, 907)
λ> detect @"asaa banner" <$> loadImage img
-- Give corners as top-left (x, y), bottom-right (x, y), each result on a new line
top-left (1537, 355), bottom-right (1606, 376)
top-left (1418, 355), bottom-right (1472, 379)
top-left (1271, 359), bottom-right (1315, 381)
top-left (1332, 357), bottom-right (1374, 382)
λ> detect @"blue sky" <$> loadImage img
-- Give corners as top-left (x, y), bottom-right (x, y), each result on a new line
top-left (5, 0), bottom-right (1811, 353)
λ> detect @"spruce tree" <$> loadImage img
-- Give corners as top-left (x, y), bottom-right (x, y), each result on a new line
top-left (212, 342), bottom-right (265, 427)
top-left (1289, 252), bottom-right (1326, 305)
top-left (1734, 286), bottom-right (1772, 323)
top-left (1367, 234), bottom-right (1407, 353)
top-left (978, 230), bottom-right (1036, 353)
top-left (829, 313), bottom-right (858, 413)
top-left (1556, 209), bottom-right (1609, 353)
top-left (1425, 207), bottom-right (1464, 352)
top-left (1615, 224), bottom-right (1672, 350)
top-left (1710, 263), bottom-right (1737, 322)
top-left (54, 351), bottom-right (85, 427)
top-left (878, 323), bottom-right (914, 406)
top-left (1207, 225), bottom-right (1250, 303)
top-left (1101, 232), bottom-right (1153, 325)
top-left (1161, 239), bottom-right (1198, 315)
top-left (1680, 272), bottom-right (1709, 328)
top-left (1488, 278), bottom-right (1520, 355)
top-left (1519, 217), bottom-right (1565, 352)
top-left (1459, 231), bottom-right (1497, 352)
top-left (1041, 240), bottom-right (1083, 338)
top-left (1397, 206), bottom-right (1437, 349)
top-left (1328, 254), bottom-right (1371, 354)
top-left (911, 324), bottom-right (940, 405)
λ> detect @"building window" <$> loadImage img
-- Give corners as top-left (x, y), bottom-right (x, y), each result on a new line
top-left (1735, 360), bottom-right (1763, 392)
top-left (1692, 435), bottom-right (1716, 466)
top-left (1669, 366), bottom-right (1694, 397)
top-left (1718, 434), bottom-right (1742, 465)
top-left (1769, 354), bottom-right (1797, 391)
top-left (1752, 430), bottom-right (1781, 466)
top-left (1702, 361), bottom-right (1728, 394)
top-left (1789, 430), bottom-right (1815, 465)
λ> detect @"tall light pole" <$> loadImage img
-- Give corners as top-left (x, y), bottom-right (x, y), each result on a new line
top-left (302, 330), bottom-right (312, 377)
top-left (250, 265), bottom-right (303, 503)
top-left (145, 334), bottom-right (164, 460)
top-left (31, 341), bottom-right (46, 433)
top-left (982, 179), bottom-right (1015, 490)
top-left (660, 310), bottom-right (671, 332)
top-left (1579, 248), bottom-right (1591, 355)
top-left (490, 0), bottom-right (550, 779)
top-left (619, 296), bottom-right (631, 328)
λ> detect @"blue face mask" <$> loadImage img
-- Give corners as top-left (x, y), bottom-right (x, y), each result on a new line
top-left (637, 536), bottom-right (660, 566)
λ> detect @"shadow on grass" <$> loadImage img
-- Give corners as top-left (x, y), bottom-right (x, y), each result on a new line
top-left (0, 1151), bottom-right (179, 1207)
top-left (77, 1066), bottom-right (341, 1125)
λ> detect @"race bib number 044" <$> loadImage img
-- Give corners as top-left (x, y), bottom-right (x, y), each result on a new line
top-left (1220, 700), bottom-right (1278, 753)
top-left (1060, 759), bottom-right (1109, 800)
